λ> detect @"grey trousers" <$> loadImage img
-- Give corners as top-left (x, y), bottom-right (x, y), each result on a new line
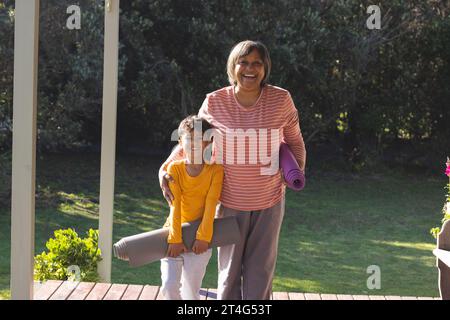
top-left (215, 192), bottom-right (286, 300)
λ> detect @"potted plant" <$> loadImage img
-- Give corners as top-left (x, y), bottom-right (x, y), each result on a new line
top-left (431, 157), bottom-right (450, 239)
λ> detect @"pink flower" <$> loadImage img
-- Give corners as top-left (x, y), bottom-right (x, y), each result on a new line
top-left (446, 165), bottom-right (450, 177)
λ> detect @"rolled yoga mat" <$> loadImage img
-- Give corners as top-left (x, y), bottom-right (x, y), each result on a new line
top-left (113, 215), bottom-right (241, 267)
top-left (280, 141), bottom-right (306, 191)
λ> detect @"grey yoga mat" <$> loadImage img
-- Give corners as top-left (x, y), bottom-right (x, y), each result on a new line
top-left (113, 216), bottom-right (241, 267)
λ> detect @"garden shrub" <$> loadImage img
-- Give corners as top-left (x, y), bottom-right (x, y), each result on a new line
top-left (34, 228), bottom-right (102, 282)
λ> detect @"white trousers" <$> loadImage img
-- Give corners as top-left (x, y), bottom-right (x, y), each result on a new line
top-left (160, 249), bottom-right (212, 300)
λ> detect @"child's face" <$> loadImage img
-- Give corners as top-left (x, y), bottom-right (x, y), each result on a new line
top-left (179, 131), bottom-right (211, 164)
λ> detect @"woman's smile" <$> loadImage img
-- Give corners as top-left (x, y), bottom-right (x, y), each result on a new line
top-left (241, 74), bottom-right (258, 83)
top-left (235, 50), bottom-right (265, 90)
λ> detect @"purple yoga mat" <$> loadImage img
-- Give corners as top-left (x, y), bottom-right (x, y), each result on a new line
top-left (279, 141), bottom-right (305, 191)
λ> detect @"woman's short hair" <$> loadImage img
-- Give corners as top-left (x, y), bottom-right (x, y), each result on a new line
top-left (226, 40), bottom-right (271, 86)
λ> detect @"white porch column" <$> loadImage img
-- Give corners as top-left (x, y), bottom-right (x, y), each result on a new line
top-left (10, 0), bottom-right (40, 300)
top-left (98, 0), bottom-right (120, 282)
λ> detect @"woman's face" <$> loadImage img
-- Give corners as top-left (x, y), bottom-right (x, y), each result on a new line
top-left (234, 49), bottom-right (265, 91)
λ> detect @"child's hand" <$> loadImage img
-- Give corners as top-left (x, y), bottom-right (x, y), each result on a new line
top-left (280, 168), bottom-right (288, 186)
top-left (167, 243), bottom-right (187, 258)
top-left (192, 240), bottom-right (209, 255)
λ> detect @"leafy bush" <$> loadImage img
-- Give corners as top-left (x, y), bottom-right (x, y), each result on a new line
top-left (34, 228), bottom-right (102, 282)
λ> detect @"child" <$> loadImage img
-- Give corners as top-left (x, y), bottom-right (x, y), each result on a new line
top-left (160, 115), bottom-right (224, 300)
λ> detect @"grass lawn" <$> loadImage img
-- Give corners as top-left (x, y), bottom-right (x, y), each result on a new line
top-left (0, 153), bottom-right (445, 299)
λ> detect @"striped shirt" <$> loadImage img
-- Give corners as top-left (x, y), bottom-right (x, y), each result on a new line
top-left (162, 84), bottom-right (306, 211)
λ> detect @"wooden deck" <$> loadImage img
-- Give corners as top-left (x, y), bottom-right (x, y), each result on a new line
top-left (33, 281), bottom-right (440, 300)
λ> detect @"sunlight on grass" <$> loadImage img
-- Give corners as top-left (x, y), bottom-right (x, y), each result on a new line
top-left (146, 199), bottom-right (166, 207)
top-left (371, 240), bottom-right (435, 251)
top-left (0, 289), bottom-right (10, 300)
top-left (273, 277), bottom-right (324, 292)
top-left (57, 191), bottom-right (99, 218)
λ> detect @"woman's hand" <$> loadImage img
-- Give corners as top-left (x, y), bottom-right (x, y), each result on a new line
top-left (192, 240), bottom-right (209, 255)
top-left (160, 171), bottom-right (175, 206)
top-left (167, 243), bottom-right (187, 258)
top-left (280, 168), bottom-right (288, 186)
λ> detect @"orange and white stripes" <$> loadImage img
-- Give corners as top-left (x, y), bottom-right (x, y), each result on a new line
top-left (165, 85), bottom-right (306, 211)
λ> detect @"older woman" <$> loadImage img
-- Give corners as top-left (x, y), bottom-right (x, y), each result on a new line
top-left (158, 40), bottom-right (306, 300)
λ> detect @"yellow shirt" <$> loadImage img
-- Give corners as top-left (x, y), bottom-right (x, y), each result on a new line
top-left (164, 159), bottom-right (224, 243)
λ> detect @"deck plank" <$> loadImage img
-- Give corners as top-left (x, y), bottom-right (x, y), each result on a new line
top-left (272, 292), bottom-right (289, 300)
top-left (401, 296), bottom-right (418, 300)
top-left (288, 292), bottom-right (305, 300)
top-left (85, 283), bottom-right (112, 300)
top-left (34, 280), bottom-right (63, 300)
top-left (33, 281), bottom-right (43, 294)
top-left (104, 284), bottom-right (128, 300)
top-left (321, 294), bottom-right (338, 300)
top-left (155, 286), bottom-right (165, 300)
top-left (368, 295), bottom-right (386, 300)
top-left (121, 284), bottom-right (144, 300)
top-left (336, 294), bottom-right (353, 300)
top-left (49, 281), bottom-right (80, 300)
top-left (304, 293), bottom-right (322, 300)
top-left (139, 285), bottom-right (159, 300)
top-left (352, 295), bottom-right (370, 300)
top-left (67, 282), bottom-right (96, 300)
top-left (384, 295), bottom-right (402, 300)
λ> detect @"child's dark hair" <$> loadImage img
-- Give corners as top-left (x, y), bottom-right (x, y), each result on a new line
top-left (177, 115), bottom-right (213, 139)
